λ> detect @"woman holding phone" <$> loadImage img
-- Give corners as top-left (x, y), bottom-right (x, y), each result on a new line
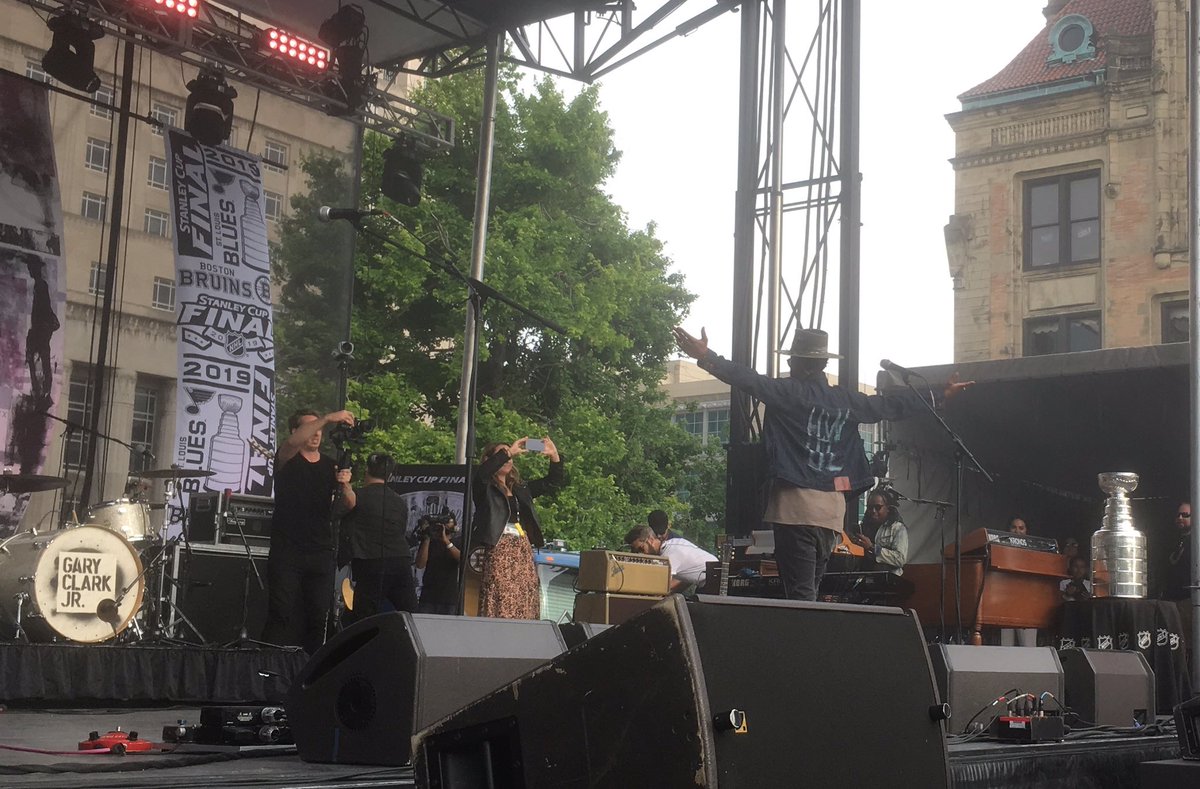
top-left (472, 436), bottom-right (564, 618)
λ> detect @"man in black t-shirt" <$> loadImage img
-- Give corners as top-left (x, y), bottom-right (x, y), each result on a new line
top-left (341, 453), bottom-right (418, 617)
top-left (262, 408), bottom-right (355, 653)
top-left (416, 514), bottom-right (462, 615)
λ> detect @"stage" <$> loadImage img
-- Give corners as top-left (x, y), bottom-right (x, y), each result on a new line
top-left (0, 632), bottom-right (1187, 787)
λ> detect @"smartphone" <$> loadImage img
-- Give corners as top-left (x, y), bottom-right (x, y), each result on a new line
top-left (525, 438), bottom-right (545, 452)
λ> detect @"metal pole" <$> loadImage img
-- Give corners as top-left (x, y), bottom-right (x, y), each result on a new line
top-left (336, 125), bottom-right (365, 410)
top-left (1188, 0), bottom-right (1200, 691)
top-left (836, 0), bottom-right (860, 389)
top-left (454, 34), bottom-right (502, 465)
top-left (765, 0), bottom-right (786, 379)
top-left (730, 0), bottom-right (762, 442)
top-left (80, 38), bottom-right (135, 508)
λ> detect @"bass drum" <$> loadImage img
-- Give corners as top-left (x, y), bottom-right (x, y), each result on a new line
top-left (0, 525), bottom-right (144, 642)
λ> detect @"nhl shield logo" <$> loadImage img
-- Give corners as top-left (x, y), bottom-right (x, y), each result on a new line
top-left (1097, 634), bottom-right (1113, 650)
top-left (1137, 630), bottom-right (1152, 650)
top-left (1118, 632), bottom-right (1129, 650)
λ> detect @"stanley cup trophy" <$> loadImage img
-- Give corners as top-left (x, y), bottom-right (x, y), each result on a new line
top-left (1091, 472), bottom-right (1148, 598)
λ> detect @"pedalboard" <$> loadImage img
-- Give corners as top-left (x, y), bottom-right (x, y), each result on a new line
top-left (989, 714), bottom-right (1065, 742)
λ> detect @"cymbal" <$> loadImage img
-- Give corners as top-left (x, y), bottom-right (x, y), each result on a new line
top-left (134, 467), bottom-right (216, 480)
top-left (0, 473), bottom-right (68, 493)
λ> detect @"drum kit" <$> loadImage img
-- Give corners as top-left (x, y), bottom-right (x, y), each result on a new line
top-left (0, 466), bottom-right (216, 645)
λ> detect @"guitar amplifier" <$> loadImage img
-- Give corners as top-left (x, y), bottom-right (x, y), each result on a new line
top-left (573, 592), bottom-right (663, 625)
top-left (218, 494), bottom-right (274, 549)
top-left (577, 550), bottom-right (670, 595)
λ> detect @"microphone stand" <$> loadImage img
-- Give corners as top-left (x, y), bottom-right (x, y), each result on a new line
top-left (899, 376), bottom-right (992, 644)
top-left (43, 411), bottom-right (156, 511)
top-left (337, 212), bottom-right (566, 616)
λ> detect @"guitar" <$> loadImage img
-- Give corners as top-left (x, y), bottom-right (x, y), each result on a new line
top-left (718, 538), bottom-right (734, 597)
top-left (247, 436), bottom-right (275, 461)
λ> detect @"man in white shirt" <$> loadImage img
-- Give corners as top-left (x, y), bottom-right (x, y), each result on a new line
top-left (625, 525), bottom-right (717, 591)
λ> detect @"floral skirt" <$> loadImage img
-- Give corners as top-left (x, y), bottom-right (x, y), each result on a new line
top-left (479, 533), bottom-right (540, 619)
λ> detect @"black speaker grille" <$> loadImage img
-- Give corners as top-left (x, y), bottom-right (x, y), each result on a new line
top-left (336, 675), bottom-right (377, 730)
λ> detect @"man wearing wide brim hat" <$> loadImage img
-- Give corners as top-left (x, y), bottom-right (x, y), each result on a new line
top-left (673, 324), bottom-right (971, 602)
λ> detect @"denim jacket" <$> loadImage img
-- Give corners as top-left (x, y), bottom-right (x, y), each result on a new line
top-left (699, 351), bottom-right (935, 493)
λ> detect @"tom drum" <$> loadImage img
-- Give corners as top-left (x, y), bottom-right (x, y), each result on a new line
top-left (85, 499), bottom-right (154, 544)
top-left (0, 525), bottom-right (144, 642)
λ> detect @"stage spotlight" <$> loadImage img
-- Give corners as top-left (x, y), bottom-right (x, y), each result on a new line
top-left (184, 69), bottom-right (237, 146)
top-left (264, 28), bottom-right (329, 71)
top-left (152, 0), bottom-right (200, 18)
top-left (317, 4), bottom-right (366, 47)
top-left (42, 13), bottom-right (104, 92)
top-left (381, 140), bottom-right (423, 207)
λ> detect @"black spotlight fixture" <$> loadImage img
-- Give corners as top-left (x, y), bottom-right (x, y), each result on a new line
top-left (184, 69), bottom-right (237, 146)
top-left (318, 4), bottom-right (370, 113)
top-left (42, 13), bottom-right (104, 92)
top-left (381, 139), bottom-right (423, 207)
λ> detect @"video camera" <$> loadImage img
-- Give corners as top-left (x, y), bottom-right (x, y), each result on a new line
top-left (327, 418), bottom-right (374, 447)
top-left (415, 510), bottom-right (456, 541)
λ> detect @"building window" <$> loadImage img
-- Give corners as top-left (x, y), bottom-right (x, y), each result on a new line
top-left (1024, 171), bottom-right (1100, 269)
top-left (144, 208), bottom-right (170, 238)
top-left (80, 191), bottom-right (107, 222)
top-left (262, 140), bottom-right (288, 171)
top-left (264, 190), bottom-right (283, 221)
top-left (25, 60), bottom-right (50, 83)
top-left (147, 156), bottom-right (168, 189)
top-left (1024, 312), bottom-right (1101, 356)
top-left (705, 408), bottom-right (730, 445)
top-left (85, 137), bottom-right (111, 173)
top-left (152, 276), bottom-right (176, 311)
top-left (129, 384), bottom-right (158, 472)
top-left (1162, 299), bottom-right (1189, 344)
top-left (150, 102), bottom-right (178, 135)
top-left (88, 261), bottom-right (106, 296)
top-left (676, 410), bottom-right (704, 438)
top-left (1048, 14), bottom-right (1096, 65)
top-left (91, 84), bottom-right (113, 118)
top-left (65, 369), bottom-right (94, 468)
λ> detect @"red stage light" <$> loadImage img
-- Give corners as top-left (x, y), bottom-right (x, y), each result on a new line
top-left (264, 28), bottom-right (328, 70)
top-left (154, 0), bottom-right (200, 18)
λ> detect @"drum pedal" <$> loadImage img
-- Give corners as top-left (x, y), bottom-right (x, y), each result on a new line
top-left (78, 727), bottom-right (157, 754)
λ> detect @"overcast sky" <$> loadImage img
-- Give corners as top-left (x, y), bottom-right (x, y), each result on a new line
top-left (564, 0), bottom-right (1048, 382)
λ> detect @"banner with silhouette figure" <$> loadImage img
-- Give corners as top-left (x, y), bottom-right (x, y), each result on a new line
top-left (166, 130), bottom-right (275, 534)
top-left (0, 71), bottom-right (66, 537)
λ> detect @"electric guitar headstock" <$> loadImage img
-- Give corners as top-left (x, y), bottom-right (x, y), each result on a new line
top-left (247, 436), bottom-right (275, 461)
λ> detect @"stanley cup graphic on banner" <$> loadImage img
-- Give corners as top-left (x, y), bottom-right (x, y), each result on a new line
top-left (166, 131), bottom-right (275, 528)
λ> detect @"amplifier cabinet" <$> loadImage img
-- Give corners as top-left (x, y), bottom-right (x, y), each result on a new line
top-left (218, 494), bottom-right (273, 549)
top-left (169, 542), bottom-right (270, 645)
top-left (574, 591), bottom-right (662, 625)
top-left (577, 550), bottom-right (670, 595)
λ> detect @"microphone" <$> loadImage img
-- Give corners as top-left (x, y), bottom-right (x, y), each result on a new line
top-left (880, 359), bottom-right (918, 383)
top-left (140, 446), bottom-right (156, 461)
top-left (317, 206), bottom-right (383, 223)
top-left (96, 598), bottom-right (119, 624)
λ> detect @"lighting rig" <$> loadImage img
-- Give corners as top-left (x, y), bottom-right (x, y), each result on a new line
top-left (22, 0), bottom-right (453, 149)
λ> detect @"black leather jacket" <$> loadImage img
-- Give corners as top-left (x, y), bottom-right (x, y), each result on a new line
top-left (471, 449), bottom-right (565, 549)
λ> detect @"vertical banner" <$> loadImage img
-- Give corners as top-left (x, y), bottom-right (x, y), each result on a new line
top-left (166, 130), bottom-right (275, 530)
top-left (0, 71), bottom-right (66, 537)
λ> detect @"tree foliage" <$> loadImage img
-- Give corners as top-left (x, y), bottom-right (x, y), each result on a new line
top-left (273, 66), bottom-right (725, 549)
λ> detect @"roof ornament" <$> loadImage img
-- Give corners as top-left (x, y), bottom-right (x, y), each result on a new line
top-left (1047, 14), bottom-right (1096, 65)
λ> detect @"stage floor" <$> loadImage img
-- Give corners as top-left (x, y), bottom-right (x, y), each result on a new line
top-left (0, 707), bottom-right (1181, 788)
top-left (0, 708), bottom-right (414, 788)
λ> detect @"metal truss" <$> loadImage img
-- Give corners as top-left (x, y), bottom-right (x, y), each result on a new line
top-left (20, 0), bottom-right (455, 147)
top-left (403, 0), bottom-right (741, 82)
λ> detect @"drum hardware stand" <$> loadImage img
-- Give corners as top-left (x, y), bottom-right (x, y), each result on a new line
top-left (223, 511), bottom-right (273, 649)
top-left (11, 591), bottom-right (29, 641)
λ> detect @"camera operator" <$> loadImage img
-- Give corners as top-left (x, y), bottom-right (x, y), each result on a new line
top-left (415, 512), bottom-right (462, 615)
top-left (263, 409), bottom-right (355, 653)
top-left (341, 452), bottom-right (418, 617)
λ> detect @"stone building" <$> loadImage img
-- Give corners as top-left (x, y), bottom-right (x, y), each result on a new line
top-left (945, 0), bottom-right (1187, 362)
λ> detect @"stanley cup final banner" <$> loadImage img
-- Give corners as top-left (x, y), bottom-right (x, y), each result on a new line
top-left (166, 130), bottom-right (275, 530)
top-left (0, 70), bottom-right (66, 538)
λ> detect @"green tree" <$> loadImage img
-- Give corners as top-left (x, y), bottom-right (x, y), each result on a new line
top-left (275, 67), bottom-right (713, 549)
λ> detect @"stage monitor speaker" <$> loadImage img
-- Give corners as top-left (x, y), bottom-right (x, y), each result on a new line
top-left (414, 595), bottom-right (950, 788)
top-left (169, 542), bottom-right (268, 645)
top-left (929, 645), bottom-right (1064, 733)
top-left (288, 613), bottom-right (567, 766)
top-left (557, 621), bottom-right (611, 650)
top-left (1059, 647), bottom-right (1155, 727)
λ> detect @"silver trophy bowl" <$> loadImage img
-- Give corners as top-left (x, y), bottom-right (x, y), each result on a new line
top-left (1091, 471), bottom-right (1147, 598)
